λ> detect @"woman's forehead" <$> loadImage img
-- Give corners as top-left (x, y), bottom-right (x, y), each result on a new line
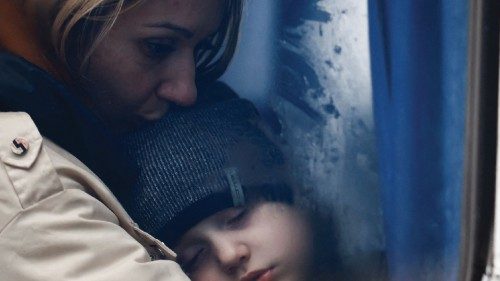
top-left (120, 0), bottom-right (225, 34)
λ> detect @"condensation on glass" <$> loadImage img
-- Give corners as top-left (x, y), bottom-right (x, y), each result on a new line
top-left (223, 0), bottom-right (386, 279)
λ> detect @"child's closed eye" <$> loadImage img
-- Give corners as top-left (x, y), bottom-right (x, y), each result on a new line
top-left (179, 245), bottom-right (207, 275)
top-left (224, 207), bottom-right (249, 229)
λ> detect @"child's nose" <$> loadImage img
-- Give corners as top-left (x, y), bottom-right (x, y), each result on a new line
top-left (215, 240), bottom-right (250, 273)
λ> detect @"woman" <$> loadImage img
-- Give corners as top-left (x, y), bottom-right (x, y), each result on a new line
top-left (121, 98), bottom-right (340, 280)
top-left (0, 0), bottom-right (242, 280)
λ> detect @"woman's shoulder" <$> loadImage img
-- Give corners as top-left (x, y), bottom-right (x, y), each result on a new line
top-left (0, 52), bottom-right (65, 112)
top-left (0, 113), bottom-right (187, 280)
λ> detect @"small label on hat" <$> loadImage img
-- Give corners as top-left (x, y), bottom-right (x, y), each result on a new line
top-left (225, 167), bottom-right (245, 207)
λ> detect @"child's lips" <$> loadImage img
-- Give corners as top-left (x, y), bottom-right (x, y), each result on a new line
top-left (241, 267), bottom-right (274, 281)
top-left (256, 269), bottom-right (273, 281)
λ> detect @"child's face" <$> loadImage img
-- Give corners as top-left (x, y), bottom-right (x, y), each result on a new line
top-left (175, 202), bottom-right (313, 281)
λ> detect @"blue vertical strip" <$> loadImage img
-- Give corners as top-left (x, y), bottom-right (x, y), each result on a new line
top-left (440, 1), bottom-right (468, 279)
top-left (369, 0), bottom-right (468, 280)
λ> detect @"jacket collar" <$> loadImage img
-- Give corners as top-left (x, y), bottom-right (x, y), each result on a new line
top-left (0, 53), bottom-right (137, 202)
top-left (0, 1), bottom-right (69, 83)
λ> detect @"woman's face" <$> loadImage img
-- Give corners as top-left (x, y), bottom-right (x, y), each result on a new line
top-left (83, 0), bottom-right (224, 128)
top-left (175, 202), bottom-right (313, 281)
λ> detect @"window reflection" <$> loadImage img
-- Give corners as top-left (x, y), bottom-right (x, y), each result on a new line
top-left (224, 0), bottom-right (385, 280)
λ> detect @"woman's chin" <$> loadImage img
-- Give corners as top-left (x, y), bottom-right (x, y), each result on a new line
top-left (136, 106), bottom-right (170, 121)
top-left (100, 106), bottom-right (170, 133)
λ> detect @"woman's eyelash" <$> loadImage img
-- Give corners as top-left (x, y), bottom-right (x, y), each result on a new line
top-left (142, 39), bottom-right (176, 59)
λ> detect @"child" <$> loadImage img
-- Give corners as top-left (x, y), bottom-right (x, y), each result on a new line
top-left (120, 97), bottom-right (339, 280)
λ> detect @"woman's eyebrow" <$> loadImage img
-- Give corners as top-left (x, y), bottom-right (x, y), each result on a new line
top-left (144, 21), bottom-right (194, 39)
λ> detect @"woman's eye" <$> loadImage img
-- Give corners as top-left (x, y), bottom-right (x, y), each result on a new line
top-left (142, 39), bottom-right (176, 59)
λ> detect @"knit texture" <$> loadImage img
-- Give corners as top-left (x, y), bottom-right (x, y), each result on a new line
top-left (121, 98), bottom-right (291, 244)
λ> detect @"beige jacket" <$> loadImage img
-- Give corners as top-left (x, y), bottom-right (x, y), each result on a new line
top-left (0, 112), bottom-right (190, 281)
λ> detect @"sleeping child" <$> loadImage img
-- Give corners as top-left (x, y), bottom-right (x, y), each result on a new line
top-left (120, 97), bottom-right (339, 281)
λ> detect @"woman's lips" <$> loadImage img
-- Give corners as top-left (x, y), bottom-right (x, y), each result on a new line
top-left (241, 268), bottom-right (274, 281)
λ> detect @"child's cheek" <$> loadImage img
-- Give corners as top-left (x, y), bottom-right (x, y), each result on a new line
top-left (190, 261), bottom-right (222, 281)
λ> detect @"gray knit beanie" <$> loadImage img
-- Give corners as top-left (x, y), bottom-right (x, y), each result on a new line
top-left (120, 98), bottom-right (292, 245)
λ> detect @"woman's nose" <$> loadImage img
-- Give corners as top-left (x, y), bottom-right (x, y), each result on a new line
top-left (215, 240), bottom-right (251, 273)
top-left (156, 58), bottom-right (197, 107)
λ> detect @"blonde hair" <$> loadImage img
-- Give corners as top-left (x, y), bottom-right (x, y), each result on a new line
top-left (49, 0), bottom-right (243, 82)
